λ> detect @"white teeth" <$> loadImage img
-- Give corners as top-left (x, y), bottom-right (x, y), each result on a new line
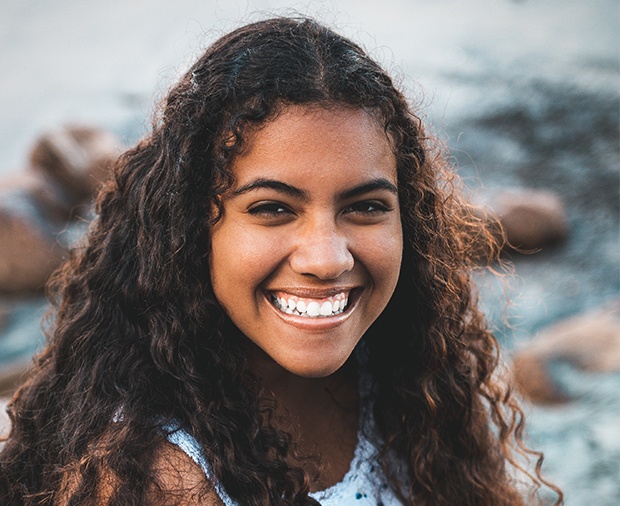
top-left (319, 301), bottom-right (332, 316)
top-left (272, 293), bottom-right (349, 318)
top-left (306, 301), bottom-right (320, 317)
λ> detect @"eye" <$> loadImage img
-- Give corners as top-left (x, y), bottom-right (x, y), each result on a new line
top-left (344, 200), bottom-right (391, 215)
top-left (247, 201), bottom-right (294, 218)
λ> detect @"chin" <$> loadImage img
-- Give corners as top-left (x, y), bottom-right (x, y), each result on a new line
top-left (283, 355), bottom-right (349, 379)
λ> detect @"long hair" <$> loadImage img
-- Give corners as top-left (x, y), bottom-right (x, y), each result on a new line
top-left (0, 17), bottom-right (562, 505)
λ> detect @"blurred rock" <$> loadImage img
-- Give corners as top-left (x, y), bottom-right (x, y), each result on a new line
top-left (482, 189), bottom-right (569, 252)
top-left (0, 181), bottom-right (66, 294)
top-left (0, 302), bottom-right (8, 330)
top-left (0, 211), bottom-right (65, 294)
top-left (0, 171), bottom-right (75, 224)
top-left (0, 124), bottom-right (119, 295)
top-left (29, 125), bottom-right (120, 203)
top-left (511, 302), bottom-right (620, 404)
top-left (511, 352), bottom-right (570, 404)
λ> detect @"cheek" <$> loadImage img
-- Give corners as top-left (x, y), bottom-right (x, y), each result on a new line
top-left (377, 245), bottom-right (403, 295)
top-left (357, 227), bottom-right (403, 281)
top-left (209, 223), bottom-right (285, 296)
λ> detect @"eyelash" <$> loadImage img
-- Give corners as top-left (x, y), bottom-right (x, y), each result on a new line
top-left (247, 202), bottom-right (292, 217)
top-left (344, 201), bottom-right (391, 215)
top-left (247, 201), bottom-right (392, 217)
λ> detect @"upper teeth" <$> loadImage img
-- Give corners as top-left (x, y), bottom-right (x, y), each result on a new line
top-left (272, 292), bottom-right (349, 317)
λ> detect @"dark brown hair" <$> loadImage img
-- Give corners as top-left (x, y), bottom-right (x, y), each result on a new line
top-left (0, 16), bottom-right (562, 505)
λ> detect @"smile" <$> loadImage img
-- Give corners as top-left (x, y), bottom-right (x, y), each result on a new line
top-left (270, 291), bottom-right (349, 318)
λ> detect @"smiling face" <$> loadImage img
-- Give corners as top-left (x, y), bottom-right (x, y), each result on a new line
top-left (209, 105), bottom-right (403, 378)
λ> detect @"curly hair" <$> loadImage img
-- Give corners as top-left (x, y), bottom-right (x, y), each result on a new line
top-left (0, 16), bottom-right (562, 505)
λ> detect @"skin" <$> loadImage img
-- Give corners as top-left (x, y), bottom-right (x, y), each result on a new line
top-left (210, 104), bottom-right (403, 380)
top-left (208, 105), bottom-right (403, 488)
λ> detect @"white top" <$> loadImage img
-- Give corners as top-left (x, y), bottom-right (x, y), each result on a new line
top-left (164, 371), bottom-right (406, 505)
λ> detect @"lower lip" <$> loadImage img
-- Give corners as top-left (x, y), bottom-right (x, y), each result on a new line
top-left (265, 294), bottom-right (356, 331)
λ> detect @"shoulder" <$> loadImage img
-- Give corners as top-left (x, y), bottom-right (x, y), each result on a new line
top-left (146, 440), bottom-right (224, 506)
top-left (56, 440), bottom-right (224, 506)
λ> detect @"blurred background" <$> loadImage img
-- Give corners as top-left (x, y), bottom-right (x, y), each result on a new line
top-left (0, 0), bottom-right (618, 503)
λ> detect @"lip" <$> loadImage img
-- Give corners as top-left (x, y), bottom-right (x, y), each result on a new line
top-left (267, 286), bottom-right (356, 298)
top-left (264, 287), bottom-right (361, 331)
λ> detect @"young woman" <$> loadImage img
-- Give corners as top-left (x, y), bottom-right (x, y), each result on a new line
top-left (0, 16), bottom-right (562, 505)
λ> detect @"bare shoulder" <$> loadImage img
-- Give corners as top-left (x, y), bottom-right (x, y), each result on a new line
top-left (146, 440), bottom-right (224, 505)
top-left (53, 434), bottom-right (224, 505)
top-left (85, 440), bottom-right (223, 506)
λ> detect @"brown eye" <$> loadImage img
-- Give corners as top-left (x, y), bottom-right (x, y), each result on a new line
top-left (248, 202), bottom-right (293, 217)
top-left (345, 201), bottom-right (391, 215)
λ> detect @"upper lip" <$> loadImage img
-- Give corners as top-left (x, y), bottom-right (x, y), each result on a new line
top-left (265, 286), bottom-right (358, 298)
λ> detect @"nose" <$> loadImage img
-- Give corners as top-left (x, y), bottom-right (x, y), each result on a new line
top-left (289, 219), bottom-right (354, 280)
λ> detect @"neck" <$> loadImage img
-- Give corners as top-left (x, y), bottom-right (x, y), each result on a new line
top-left (246, 343), bottom-right (360, 490)
top-left (246, 342), bottom-right (358, 415)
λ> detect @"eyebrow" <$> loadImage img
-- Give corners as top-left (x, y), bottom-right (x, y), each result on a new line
top-left (231, 177), bottom-right (398, 200)
top-left (338, 179), bottom-right (398, 200)
top-left (232, 178), bottom-right (306, 199)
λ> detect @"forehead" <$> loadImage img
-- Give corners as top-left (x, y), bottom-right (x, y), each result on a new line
top-left (230, 105), bottom-right (397, 188)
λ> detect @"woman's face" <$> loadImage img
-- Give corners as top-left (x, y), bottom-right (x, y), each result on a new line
top-left (209, 105), bottom-right (403, 378)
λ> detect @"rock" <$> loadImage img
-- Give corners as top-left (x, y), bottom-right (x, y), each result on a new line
top-left (481, 189), bottom-right (569, 252)
top-left (524, 305), bottom-right (620, 372)
top-left (511, 302), bottom-right (620, 404)
top-left (0, 171), bottom-right (75, 224)
top-left (0, 209), bottom-right (65, 293)
top-left (29, 125), bottom-right (120, 203)
top-left (0, 125), bottom-right (117, 296)
top-left (511, 352), bottom-right (570, 405)
top-left (0, 183), bottom-right (66, 294)
top-left (0, 302), bottom-right (8, 331)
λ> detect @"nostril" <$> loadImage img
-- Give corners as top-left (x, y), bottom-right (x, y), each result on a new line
top-left (290, 234), bottom-right (354, 279)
